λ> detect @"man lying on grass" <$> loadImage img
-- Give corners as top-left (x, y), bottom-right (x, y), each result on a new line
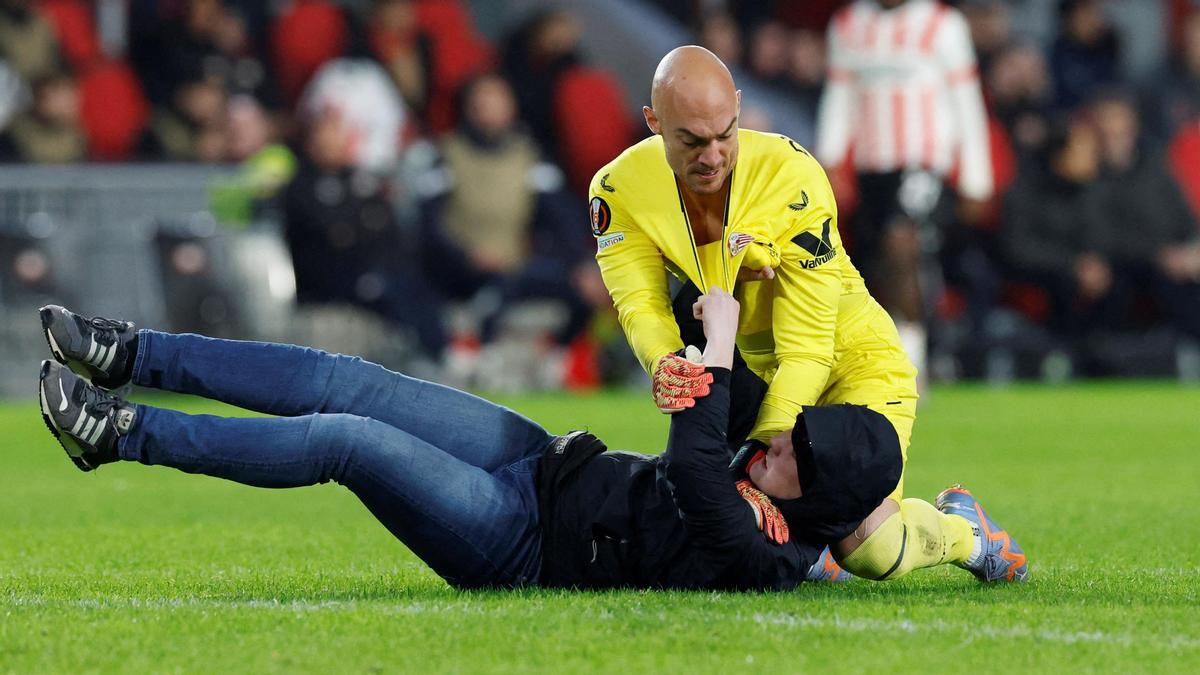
top-left (35, 289), bottom-right (1024, 590)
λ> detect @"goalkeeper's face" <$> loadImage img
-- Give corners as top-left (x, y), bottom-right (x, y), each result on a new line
top-left (654, 93), bottom-right (741, 196)
top-left (645, 45), bottom-right (742, 195)
top-left (747, 430), bottom-right (802, 500)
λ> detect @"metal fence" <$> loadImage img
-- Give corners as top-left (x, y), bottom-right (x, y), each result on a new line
top-left (0, 164), bottom-right (554, 398)
top-left (0, 165), bottom-right (284, 396)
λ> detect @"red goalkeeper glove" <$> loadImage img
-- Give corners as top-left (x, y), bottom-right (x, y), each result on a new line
top-left (736, 479), bottom-right (790, 545)
top-left (652, 346), bottom-right (712, 413)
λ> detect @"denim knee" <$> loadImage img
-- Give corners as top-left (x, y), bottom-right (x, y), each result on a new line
top-left (320, 353), bottom-right (391, 410)
top-left (304, 412), bottom-right (378, 484)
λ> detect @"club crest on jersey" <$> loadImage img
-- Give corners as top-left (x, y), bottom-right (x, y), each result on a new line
top-left (728, 232), bottom-right (754, 257)
top-left (590, 196), bottom-right (612, 237)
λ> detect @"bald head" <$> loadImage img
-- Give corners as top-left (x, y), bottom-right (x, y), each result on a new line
top-left (650, 46), bottom-right (737, 117)
top-left (645, 46), bottom-right (741, 196)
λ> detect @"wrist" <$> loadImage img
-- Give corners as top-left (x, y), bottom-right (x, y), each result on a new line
top-left (702, 334), bottom-right (735, 369)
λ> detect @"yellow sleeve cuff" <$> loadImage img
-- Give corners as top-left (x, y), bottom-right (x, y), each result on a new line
top-left (748, 358), bottom-right (832, 442)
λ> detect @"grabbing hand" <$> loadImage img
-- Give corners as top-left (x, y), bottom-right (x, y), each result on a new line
top-left (691, 286), bottom-right (740, 342)
top-left (736, 479), bottom-right (789, 545)
top-left (652, 346), bottom-right (712, 413)
top-left (692, 287), bottom-right (739, 369)
top-left (737, 265), bottom-right (776, 281)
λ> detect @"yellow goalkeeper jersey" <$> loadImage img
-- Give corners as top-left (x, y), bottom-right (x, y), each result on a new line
top-left (591, 128), bottom-right (914, 443)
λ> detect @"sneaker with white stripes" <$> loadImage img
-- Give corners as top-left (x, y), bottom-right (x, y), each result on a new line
top-left (38, 360), bottom-right (135, 472)
top-left (40, 305), bottom-right (137, 389)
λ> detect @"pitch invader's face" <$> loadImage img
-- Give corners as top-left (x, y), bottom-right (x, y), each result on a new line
top-left (747, 429), bottom-right (803, 500)
top-left (644, 91), bottom-right (741, 195)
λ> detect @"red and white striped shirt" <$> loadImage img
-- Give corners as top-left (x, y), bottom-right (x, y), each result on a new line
top-left (816, 0), bottom-right (993, 200)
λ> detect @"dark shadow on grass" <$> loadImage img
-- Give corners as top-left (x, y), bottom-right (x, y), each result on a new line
top-left (148, 570), bottom-right (1042, 608)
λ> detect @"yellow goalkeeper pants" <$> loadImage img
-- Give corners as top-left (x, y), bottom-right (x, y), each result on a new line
top-left (815, 303), bottom-right (974, 579)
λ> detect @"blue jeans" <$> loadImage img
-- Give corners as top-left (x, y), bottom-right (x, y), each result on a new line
top-left (119, 330), bottom-right (553, 587)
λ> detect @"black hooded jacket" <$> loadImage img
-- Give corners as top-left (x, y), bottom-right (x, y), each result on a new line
top-left (534, 282), bottom-right (902, 590)
top-left (536, 368), bottom-right (821, 590)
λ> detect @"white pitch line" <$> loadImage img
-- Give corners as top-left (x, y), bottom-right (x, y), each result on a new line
top-left (2, 595), bottom-right (482, 616)
top-left (3, 596), bottom-right (1197, 652)
top-left (746, 612), bottom-right (1200, 651)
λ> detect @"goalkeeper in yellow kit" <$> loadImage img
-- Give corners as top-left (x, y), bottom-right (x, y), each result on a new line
top-left (590, 46), bottom-right (1026, 583)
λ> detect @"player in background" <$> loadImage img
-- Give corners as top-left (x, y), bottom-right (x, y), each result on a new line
top-left (816, 0), bottom-right (994, 389)
top-left (590, 46), bottom-right (1025, 583)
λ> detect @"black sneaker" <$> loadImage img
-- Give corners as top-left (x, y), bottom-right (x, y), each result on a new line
top-left (38, 360), bottom-right (136, 472)
top-left (40, 305), bottom-right (137, 389)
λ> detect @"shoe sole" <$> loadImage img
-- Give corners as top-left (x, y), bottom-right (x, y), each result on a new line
top-left (40, 307), bottom-right (70, 367)
top-left (38, 361), bottom-right (93, 472)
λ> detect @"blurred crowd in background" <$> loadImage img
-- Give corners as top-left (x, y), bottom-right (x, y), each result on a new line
top-left (1, 0), bottom-right (1199, 387)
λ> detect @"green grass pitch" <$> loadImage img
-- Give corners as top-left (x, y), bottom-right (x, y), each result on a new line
top-left (2, 383), bottom-right (1197, 673)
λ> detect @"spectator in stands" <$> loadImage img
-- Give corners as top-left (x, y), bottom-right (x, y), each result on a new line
top-left (697, 13), bottom-right (742, 69)
top-left (207, 2), bottom-right (282, 109)
top-left (298, 58), bottom-right (409, 173)
top-left (1084, 91), bottom-right (1200, 340)
top-left (283, 103), bottom-right (448, 360)
top-left (987, 43), bottom-right (1054, 157)
top-left (0, 0), bottom-right (62, 83)
top-left (225, 94), bottom-right (276, 162)
top-left (367, 0), bottom-right (493, 135)
top-left (1002, 117), bottom-right (1106, 341)
top-left (404, 0), bottom-right (492, 134)
top-left (746, 21), bottom-right (791, 88)
top-left (420, 73), bottom-right (594, 346)
top-left (138, 76), bottom-right (229, 162)
top-left (787, 28), bottom-right (826, 126)
top-left (130, 0), bottom-right (221, 106)
top-left (0, 71), bottom-right (85, 163)
top-left (502, 10), bottom-right (582, 160)
top-left (501, 9), bottom-right (634, 196)
top-left (961, 0), bottom-right (1012, 76)
top-left (367, 0), bottom-right (432, 120)
top-left (131, 0), bottom-right (278, 111)
top-left (1050, 0), bottom-right (1121, 111)
top-left (1148, 8), bottom-right (1200, 139)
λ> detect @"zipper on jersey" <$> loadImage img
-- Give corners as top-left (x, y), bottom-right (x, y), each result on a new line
top-left (675, 179), bottom-right (708, 291)
top-left (719, 170), bottom-right (734, 291)
top-left (676, 171), bottom-right (736, 292)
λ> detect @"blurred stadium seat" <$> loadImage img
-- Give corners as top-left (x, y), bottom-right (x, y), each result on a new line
top-left (270, 0), bottom-right (349, 105)
top-left (77, 59), bottom-right (148, 160)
